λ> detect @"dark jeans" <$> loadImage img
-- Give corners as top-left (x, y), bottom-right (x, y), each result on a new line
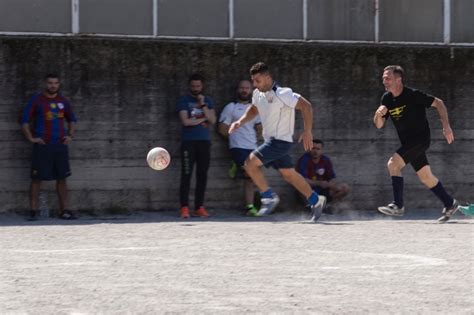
top-left (179, 141), bottom-right (211, 209)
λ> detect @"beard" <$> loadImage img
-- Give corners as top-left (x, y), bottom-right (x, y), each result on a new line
top-left (46, 88), bottom-right (59, 95)
top-left (238, 92), bottom-right (251, 102)
top-left (190, 90), bottom-right (201, 96)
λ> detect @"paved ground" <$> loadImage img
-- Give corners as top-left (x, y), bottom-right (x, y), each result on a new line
top-left (1, 210), bottom-right (473, 314)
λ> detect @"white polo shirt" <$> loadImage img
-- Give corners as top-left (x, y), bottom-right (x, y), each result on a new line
top-left (252, 83), bottom-right (300, 142)
top-left (219, 102), bottom-right (261, 150)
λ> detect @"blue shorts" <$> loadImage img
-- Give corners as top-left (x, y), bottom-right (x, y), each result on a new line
top-left (253, 138), bottom-right (294, 169)
top-left (230, 148), bottom-right (253, 178)
top-left (31, 144), bottom-right (71, 180)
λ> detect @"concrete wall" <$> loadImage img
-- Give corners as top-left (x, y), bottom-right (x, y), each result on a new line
top-left (0, 37), bottom-right (473, 214)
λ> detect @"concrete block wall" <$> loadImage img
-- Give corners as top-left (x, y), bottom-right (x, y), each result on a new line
top-left (0, 37), bottom-right (472, 213)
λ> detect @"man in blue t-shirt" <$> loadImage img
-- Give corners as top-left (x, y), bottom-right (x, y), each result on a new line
top-left (176, 74), bottom-right (216, 218)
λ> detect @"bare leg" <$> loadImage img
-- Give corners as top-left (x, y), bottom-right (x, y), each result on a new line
top-left (278, 168), bottom-right (312, 198)
top-left (243, 178), bottom-right (255, 205)
top-left (329, 183), bottom-right (350, 201)
top-left (56, 179), bottom-right (68, 214)
top-left (387, 153), bottom-right (406, 176)
top-left (244, 154), bottom-right (268, 192)
top-left (416, 165), bottom-right (439, 188)
top-left (30, 180), bottom-right (41, 211)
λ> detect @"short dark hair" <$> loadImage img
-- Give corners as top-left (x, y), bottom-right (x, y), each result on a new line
top-left (384, 65), bottom-right (404, 78)
top-left (313, 139), bottom-right (324, 146)
top-left (44, 73), bottom-right (60, 80)
top-left (250, 62), bottom-right (270, 76)
top-left (188, 73), bottom-right (204, 83)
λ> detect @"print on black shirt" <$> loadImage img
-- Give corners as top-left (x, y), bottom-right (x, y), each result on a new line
top-left (380, 86), bottom-right (435, 145)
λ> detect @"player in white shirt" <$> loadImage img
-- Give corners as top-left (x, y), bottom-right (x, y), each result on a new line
top-left (219, 80), bottom-right (262, 216)
top-left (229, 62), bottom-right (326, 221)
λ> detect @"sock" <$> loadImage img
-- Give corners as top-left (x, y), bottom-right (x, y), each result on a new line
top-left (391, 176), bottom-right (404, 208)
top-left (430, 181), bottom-right (454, 208)
top-left (260, 188), bottom-right (273, 199)
top-left (307, 191), bottom-right (319, 207)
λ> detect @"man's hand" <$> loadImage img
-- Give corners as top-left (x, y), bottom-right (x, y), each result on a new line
top-left (375, 105), bottom-right (388, 117)
top-left (196, 94), bottom-right (205, 107)
top-left (443, 126), bottom-right (454, 144)
top-left (30, 137), bottom-right (45, 144)
top-left (229, 121), bottom-right (241, 134)
top-left (63, 136), bottom-right (73, 144)
top-left (298, 130), bottom-right (313, 151)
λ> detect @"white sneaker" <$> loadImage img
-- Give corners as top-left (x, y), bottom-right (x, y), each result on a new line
top-left (257, 193), bottom-right (280, 216)
top-left (310, 195), bottom-right (327, 222)
top-left (437, 199), bottom-right (459, 223)
top-left (377, 203), bottom-right (405, 216)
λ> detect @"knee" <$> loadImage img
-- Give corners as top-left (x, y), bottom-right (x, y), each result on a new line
top-left (387, 158), bottom-right (401, 173)
top-left (244, 159), bottom-right (257, 172)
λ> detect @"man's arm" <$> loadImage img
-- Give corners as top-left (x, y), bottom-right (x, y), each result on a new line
top-left (295, 96), bottom-right (313, 151)
top-left (218, 122), bottom-right (230, 138)
top-left (431, 97), bottom-right (454, 144)
top-left (179, 110), bottom-right (207, 126)
top-left (197, 95), bottom-right (216, 124)
top-left (374, 105), bottom-right (388, 129)
top-left (63, 121), bottom-right (76, 144)
top-left (229, 105), bottom-right (259, 134)
top-left (21, 123), bottom-right (44, 144)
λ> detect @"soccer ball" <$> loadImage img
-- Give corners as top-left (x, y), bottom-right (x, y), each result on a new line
top-left (146, 147), bottom-right (170, 171)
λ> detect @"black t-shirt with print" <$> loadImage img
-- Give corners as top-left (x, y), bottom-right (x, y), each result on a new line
top-left (381, 86), bottom-right (435, 145)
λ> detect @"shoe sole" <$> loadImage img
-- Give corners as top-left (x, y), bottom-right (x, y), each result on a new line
top-left (377, 207), bottom-right (404, 216)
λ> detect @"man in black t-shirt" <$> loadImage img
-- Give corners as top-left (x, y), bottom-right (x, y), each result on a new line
top-left (373, 65), bottom-right (458, 223)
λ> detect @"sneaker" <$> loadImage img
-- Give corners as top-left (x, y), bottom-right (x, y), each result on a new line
top-left (437, 199), bottom-right (459, 223)
top-left (59, 210), bottom-right (77, 220)
top-left (377, 203), bottom-right (405, 216)
top-left (257, 193), bottom-right (280, 216)
top-left (192, 207), bottom-right (209, 218)
top-left (310, 195), bottom-right (327, 222)
top-left (27, 210), bottom-right (39, 221)
top-left (180, 206), bottom-right (190, 219)
top-left (246, 206), bottom-right (259, 217)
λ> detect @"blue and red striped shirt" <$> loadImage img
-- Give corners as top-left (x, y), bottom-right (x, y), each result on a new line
top-left (296, 153), bottom-right (336, 182)
top-left (20, 93), bottom-right (77, 144)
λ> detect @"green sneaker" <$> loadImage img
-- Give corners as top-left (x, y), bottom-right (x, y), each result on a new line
top-left (246, 206), bottom-right (259, 217)
top-left (458, 204), bottom-right (474, 216)
top-left (228, 161), bottom-right (237, 179)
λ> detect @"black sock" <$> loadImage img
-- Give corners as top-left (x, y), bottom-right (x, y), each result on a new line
top-left (430, 181), bottom-right (454, 207)
top-left (391, 176), bottom-right (404, 208)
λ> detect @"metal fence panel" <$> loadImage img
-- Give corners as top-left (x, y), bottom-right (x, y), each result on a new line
top-left (451, 0), bottom-right (474, 43)
top-left (79, 0), bottom-right (153, 35)
top-left (234, 0), bottom-right (303, 39)
top-left (379, 0), bottom-right (443, 42)
top-left (157, 0), bottom-right (228, 37)
top-left (308, 0), bottom-right (374, 41)
top-left (0, 0), bottom-right (71, 33)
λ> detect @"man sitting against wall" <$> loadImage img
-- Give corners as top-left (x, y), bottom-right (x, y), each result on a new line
top-left (296, 139), bottom-right (349, 212)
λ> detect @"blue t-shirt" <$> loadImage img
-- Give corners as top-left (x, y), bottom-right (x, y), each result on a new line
top-left (176, 94), bottom-right (214, 142)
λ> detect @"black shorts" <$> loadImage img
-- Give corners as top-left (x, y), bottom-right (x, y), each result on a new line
top-left (31, 144), bottom-right (71, 180)
top-left (396, 139), bottom-right (430, 172)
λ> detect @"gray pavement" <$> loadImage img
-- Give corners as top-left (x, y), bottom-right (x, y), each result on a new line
top-left (1, 210), bottom-right (473, 314)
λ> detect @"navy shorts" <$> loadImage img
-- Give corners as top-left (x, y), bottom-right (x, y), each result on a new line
top-left (396, 139), bottom-right (430, 172)
top-left (230, 148), bottom-right (253, 178)
top-left (253, 138), bottom-right (294, 169)
top-left (31, 144), bottom-right (71, 180)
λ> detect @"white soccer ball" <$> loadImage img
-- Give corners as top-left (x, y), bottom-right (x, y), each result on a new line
top-left (146, 147), bottom-right (170, 171)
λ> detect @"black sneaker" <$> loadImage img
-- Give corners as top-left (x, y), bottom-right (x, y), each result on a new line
top-left (377, 203), bottom-right (405, 216)
top-left (27, 210), bottom-right (39, 221)
top-left (437, 199), bottom-right (459, 223)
